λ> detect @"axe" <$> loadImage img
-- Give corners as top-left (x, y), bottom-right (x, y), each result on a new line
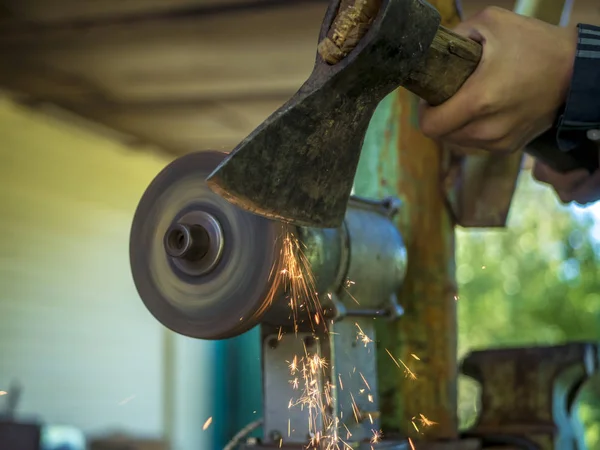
top-left (207, 0), bottom-right (598, 228)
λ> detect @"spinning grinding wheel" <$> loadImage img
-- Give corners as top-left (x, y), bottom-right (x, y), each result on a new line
top-left (129, 151), bottom-right (285, 340)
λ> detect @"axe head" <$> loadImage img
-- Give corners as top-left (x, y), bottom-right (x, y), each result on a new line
top-left (207, 0), bottom-right (440, 228)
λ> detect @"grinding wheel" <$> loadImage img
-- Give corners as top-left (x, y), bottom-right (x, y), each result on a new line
top-left (130, 151), bottom-right (284, 340)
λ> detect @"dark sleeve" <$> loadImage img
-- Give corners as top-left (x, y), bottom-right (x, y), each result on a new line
top-left (555, 23), bottom-right (600, 152)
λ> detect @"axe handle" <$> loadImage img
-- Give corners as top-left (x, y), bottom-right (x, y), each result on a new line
top-left (404, 26), bottom-right (482, 107)
top-left (406, 26), bottom-right (599, 174)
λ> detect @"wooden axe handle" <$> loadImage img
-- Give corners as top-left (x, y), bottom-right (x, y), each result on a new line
top-left (315, 0), bottom-right (480, 104)
top-left (403, 26), bottom-right (481, 106)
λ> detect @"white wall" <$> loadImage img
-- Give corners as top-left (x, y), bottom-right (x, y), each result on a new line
top-left (0, 98), bottom-right (215, 448)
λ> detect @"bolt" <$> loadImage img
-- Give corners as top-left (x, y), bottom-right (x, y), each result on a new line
top-left (164, 223), bottom-right (210, 260)
top-left (269, 430), bottom-right (282, 442)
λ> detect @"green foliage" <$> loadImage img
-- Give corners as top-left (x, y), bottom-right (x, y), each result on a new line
top-left (456, 171), bottom-right (600, 447)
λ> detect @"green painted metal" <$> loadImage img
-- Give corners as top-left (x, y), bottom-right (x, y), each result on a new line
top-left (354, 94), bottom-right (401, 200)
top-left (360, 89), bottom-right (459, 439)
top-left (215, 328), bottom-right (262, 450)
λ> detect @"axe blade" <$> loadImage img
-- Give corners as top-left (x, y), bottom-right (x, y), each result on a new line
top-left (207, 0), bottom-right (441, 228)
top-left (206, 92), bottom-right (377, 228)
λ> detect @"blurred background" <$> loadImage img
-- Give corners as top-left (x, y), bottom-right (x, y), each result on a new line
top-left (0, 0), bottom-right (599, 449)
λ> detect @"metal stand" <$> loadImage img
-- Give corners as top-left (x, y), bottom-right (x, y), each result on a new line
top-left (239, 323), bottom-right (411, 450)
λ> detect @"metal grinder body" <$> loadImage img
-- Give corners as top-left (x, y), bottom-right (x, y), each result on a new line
top-left (129, 150), bottom-right (410, 449)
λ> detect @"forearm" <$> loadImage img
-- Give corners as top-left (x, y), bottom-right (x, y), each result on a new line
top-left (555, 24), bottom-right (600, 153)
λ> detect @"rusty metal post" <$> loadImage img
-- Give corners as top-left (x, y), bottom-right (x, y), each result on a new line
top-left (353, 2), bottom-right (462, 440)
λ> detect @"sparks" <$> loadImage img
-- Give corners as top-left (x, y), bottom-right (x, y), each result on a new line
top-left (202, 417), bottom-right (213, 430)
top-left (288, 350), bottom-right (342, 449)
top-left (408, 437), bottom-right (416, 450)
top-left (273, 231), bottom-right (373, 449)
top-left (370, 430), bottom-right (382, 443)
top-left (385, 348), bottom-right (417, 380)
top-left (267, 230), bottom-right (328, 334)
top-left (419, 414), bottom-right (437, 427)
top-left (355, 323), bottom-right (373, 347)
top-left (411, 413), bottom-right (437, 435)
top-left (359, 372), bottom-right (371, 391)
top-left (411, 420), bottom-right (420, 433)
top-left (342, 286), bottom-right (361, 305)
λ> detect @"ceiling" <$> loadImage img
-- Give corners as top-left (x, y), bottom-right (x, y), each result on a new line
top-left (0, 0), bottom-right (598, 157)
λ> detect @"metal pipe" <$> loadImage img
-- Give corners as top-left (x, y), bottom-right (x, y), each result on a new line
top-left (513, 0), bottom-right (574, 26)
top-left (353, 0), bottom-right (463, 437)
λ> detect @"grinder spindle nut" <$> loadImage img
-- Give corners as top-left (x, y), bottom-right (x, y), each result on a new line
top-left (164, 223), bottom-right (210, 260)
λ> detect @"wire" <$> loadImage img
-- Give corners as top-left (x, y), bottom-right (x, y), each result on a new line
top-left (223, 419), bottom-right (263, 450)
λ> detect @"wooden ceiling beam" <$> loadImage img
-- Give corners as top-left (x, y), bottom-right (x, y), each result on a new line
top-left (0, 2), bottom-right (326, 103)
top-left (0, 0), bottom-right (327, 41)
top-left (0, 0), bottom-right (272, 24)
top-left (0, 0), bottom-right (597, 159)
top-left (1, 69), bottom-right (289, 155)
top-left (74, 96), bottom-right (288, 151)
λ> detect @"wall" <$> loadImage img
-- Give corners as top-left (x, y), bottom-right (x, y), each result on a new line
top-left (0, 98), bottom-right (215, 449)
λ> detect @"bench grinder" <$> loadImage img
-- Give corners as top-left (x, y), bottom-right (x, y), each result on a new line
top-left (130, 151), bottom-right (410, 449)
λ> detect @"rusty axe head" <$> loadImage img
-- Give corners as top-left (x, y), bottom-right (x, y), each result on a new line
top-left (207, 0), bottom-right (441, 228)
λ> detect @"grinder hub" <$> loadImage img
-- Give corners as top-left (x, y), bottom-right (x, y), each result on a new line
top-left (163, 212), bottom-right (224, 276)
top-left (130, 151), bottom-right (284, 340)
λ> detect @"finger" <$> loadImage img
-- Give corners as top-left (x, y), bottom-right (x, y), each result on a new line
top-left (532, 161), bottom-right (589, 192)
top-left (419, 92), bottom-right (480, 139)
top-left (419, 31), bottom-right (489, 138)
top-left (417, 99), bottom-right (429, 128)
top-left (569, 170), bottom-right (600, 205)
top-left (555, 189), bottom-right (575, 204)
top-left (434, 114), bottom-right (518, 153)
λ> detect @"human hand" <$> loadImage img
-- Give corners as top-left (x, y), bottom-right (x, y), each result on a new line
top-left (418, 7), bottom-right (578, 153)
top-left (532, 158), bottom-right (600, 205)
